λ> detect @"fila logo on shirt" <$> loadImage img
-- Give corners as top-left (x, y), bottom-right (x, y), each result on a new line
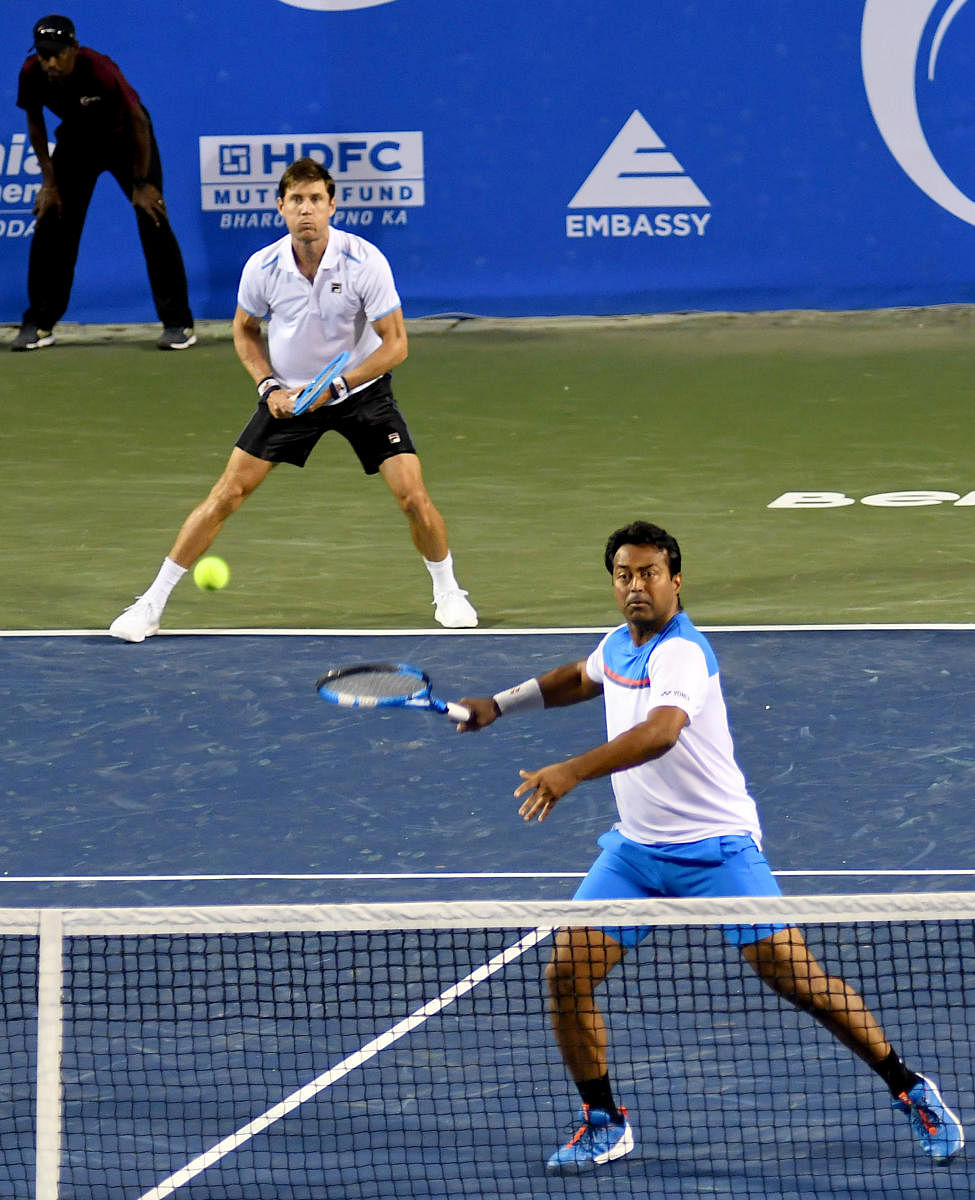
top-left (566, 110), bottom-right (711, 240)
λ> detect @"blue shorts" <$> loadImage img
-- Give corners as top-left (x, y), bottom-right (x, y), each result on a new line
top-left (573, 829), bottom-right (789, 948)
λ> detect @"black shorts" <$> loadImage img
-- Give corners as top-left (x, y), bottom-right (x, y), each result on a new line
top-left (235, 374), bottom-right (417, 474)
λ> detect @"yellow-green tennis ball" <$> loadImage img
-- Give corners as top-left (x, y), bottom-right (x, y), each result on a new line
top-left (193, 556), bottom-right (230, 591)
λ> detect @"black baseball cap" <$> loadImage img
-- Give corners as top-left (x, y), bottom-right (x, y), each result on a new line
top-left (33, 14), bottom-right (77, 53)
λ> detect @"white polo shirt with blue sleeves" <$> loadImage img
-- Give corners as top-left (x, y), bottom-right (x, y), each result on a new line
top-left (237, 227), bottom-right (401, 396)
top-left (585, 612), bottom-right (762, 847)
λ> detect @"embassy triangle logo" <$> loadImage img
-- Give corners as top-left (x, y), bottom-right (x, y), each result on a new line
top-left (569, 110), bottom-right (709, 209)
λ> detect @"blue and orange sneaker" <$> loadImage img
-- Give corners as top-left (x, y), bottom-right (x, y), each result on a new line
top-left (892, 1074), bottom-right (965, 1164)
top-left (545, 1104), bottom-right (634, 1174)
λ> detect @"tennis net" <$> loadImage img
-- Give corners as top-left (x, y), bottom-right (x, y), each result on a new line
top-left (2, 893), bottom-right (973, 1200)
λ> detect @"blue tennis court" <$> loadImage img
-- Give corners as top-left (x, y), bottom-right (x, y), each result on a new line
top-left (2, 628), bottom-right (974, 1199)
top-left (3, 628), bottom-right (974, 905)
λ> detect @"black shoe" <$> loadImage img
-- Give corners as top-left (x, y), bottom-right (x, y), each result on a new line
top-left (157, 326), bottom-right (197, 350)
top-left (11, 323), bottom-right (55, 351)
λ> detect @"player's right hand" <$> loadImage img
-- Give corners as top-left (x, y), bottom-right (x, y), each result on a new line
top-left (267, 387), bottom-right (301, 419)
top-left (456, 697), bottom-right (500, 732)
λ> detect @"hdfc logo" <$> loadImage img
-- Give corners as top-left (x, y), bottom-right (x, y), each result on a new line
top-left (199, 132), bottom-right (423, 232)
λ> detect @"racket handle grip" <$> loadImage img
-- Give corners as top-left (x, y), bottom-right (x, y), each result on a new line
top-left (445, 701), bottom-right (471, 723)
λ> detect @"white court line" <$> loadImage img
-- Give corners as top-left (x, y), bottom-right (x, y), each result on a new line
top-left (4, 627), bottom-right (612, 638)
top-left (2, 868), bottom-right (973, 884)
top-left (3, 623), bottom-right (975, 637)
top-left (136, 924), bottom-right (553, 1200)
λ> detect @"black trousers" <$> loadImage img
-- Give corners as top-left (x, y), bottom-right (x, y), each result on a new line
top-left (23, 111), bottom-right (193, 330)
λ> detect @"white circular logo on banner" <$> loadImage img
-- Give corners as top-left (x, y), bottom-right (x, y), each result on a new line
top-left (861, 0), bottom-right (975, 224)
top-left (277, 0), bottom-right (398, 9)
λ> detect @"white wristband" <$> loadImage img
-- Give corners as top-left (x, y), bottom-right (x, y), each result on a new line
top-left (257, 376), bottom-right (279, 401)
top-left (492, 678), bottom-right (544, 715)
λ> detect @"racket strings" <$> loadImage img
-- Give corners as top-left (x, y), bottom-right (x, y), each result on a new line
top-left (326, 669), bottom-right (423, 701)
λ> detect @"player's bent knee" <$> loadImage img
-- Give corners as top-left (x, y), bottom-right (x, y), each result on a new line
top-left (205, 480), bottom-right (253, 520)
top-left (210, 463), bottom-right (268, 510)
top-left (545, 958), bottom-right (591, 1004)
top-left (396, 489), bottom-right (437, 524)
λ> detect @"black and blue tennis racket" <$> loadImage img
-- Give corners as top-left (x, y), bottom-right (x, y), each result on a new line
top-left (316, 664), bottom-right (471, 723)
top-left (292, 350), bottom-right (352, 415)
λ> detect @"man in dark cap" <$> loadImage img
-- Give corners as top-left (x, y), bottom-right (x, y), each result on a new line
top-left (11, 15), bottom-right (195, 350)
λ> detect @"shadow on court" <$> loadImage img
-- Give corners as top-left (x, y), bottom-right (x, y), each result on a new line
top-left (2, 629), bottom-right (974, 907)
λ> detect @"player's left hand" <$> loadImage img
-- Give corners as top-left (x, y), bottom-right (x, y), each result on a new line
top-left (132, 182), bottom-right (167, 226)
top-left (514, 762), bottom-right (579, 822)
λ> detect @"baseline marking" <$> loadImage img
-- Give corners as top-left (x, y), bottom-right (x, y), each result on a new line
top-left (3, 623), bottom-right (975, 638)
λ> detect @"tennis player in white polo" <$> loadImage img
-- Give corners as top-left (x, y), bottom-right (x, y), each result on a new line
top-left (110, 157), bottom-right (477, 640)
top-left (458, 520), bottom-right (963, 1173)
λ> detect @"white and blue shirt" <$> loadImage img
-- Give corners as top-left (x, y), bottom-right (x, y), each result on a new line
top-left (585, 612), bottom-right (762, 846)
top-left (236, 227), bottom-right (401, 395)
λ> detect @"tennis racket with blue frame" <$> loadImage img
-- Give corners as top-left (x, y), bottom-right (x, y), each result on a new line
top-left (316, 663), bottom-right (471, 723)
top-left (292, 350), bottom-right (352, 415)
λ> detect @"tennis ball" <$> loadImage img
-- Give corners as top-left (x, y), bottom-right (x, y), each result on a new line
top-left (193, 556), bottom-right (230, 591)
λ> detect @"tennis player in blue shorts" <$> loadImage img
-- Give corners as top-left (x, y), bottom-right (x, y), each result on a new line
top-left (459, 520), bottom-right (964, 1173)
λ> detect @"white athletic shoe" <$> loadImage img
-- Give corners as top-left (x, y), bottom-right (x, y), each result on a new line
top-left (109, 595), bottom-right (162, 643)
top-left (433, 589), bottom-right (478, 628)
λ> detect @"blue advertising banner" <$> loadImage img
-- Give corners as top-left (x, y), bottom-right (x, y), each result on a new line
top-left (1, 0), bottom-right (973, 323)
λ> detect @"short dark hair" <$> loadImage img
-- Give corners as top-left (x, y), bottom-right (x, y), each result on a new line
top-left (604, 521), bottom-right (682, 576)
top-left (278, 157), bottom-right (335, 200)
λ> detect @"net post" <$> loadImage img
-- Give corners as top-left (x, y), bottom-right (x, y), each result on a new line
top-left (35, 909), bottom-right (64, 1200)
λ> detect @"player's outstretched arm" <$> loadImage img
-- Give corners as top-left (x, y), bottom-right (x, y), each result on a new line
top-left (458, 660), bottom-right (600, 734)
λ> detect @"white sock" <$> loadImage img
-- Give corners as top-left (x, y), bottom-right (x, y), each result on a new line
top-left (143, 557), bottom-right (187, 609)
top-left (424, 551), bottom-right (461, 597)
